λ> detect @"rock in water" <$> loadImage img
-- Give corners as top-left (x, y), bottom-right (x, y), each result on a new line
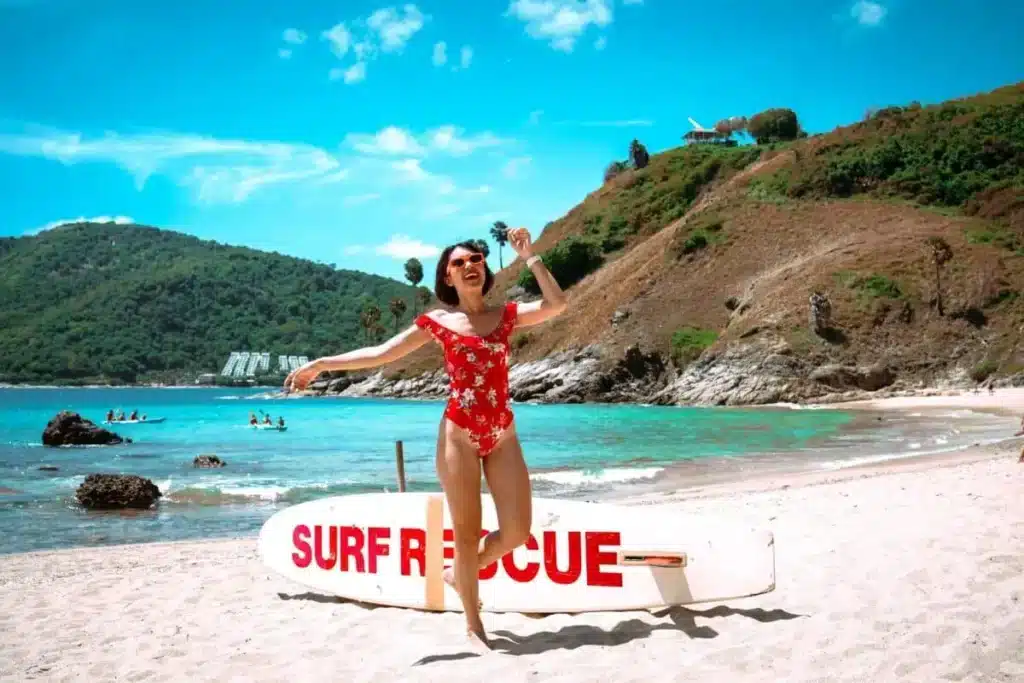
top-left (42, 411), bottom-right (124, 447)
top-left (193, 454), bottom-right (225, 468)
top-left (75, 473), bottom-right (162, 510)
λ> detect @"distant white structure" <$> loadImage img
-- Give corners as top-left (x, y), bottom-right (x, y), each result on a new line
top-left (220, 352), bottom-right (242, 377)
top-left (217, 350), bottom-right (308, 379)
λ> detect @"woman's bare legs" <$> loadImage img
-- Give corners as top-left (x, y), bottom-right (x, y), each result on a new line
top-left (434, 419), bottom-right (487, 644)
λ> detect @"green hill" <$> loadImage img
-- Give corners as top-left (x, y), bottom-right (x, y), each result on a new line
top-left (0, 223), bottom-right (427, 384)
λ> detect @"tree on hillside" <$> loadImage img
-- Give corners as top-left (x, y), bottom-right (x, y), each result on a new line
top-left (388, 297), bottom-right (407, 333)
top-left (714, 116), bottom-right (748, 140)
top-left (404, 258), bottom-right (423, 313)
top-left (746, 108), bottom-right (801, 144)
top-left (360, 302), bottom-right (382, 342)
top-left (629, 139), bottom-right (650, 169)
top-left (604, 160), bottom-right (628, 183)
top-left (490, 221), bottom-right (509, 269)
top-left (925, 236), bottom-right (954, 316)
top-left (417, 287), bottom-right (433, 310)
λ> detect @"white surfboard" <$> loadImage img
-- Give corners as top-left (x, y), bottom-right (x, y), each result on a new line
top-left (257, 492), bottom-right (775, 613)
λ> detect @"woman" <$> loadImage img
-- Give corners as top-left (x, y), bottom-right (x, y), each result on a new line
top-left (283, 227), bottom-right (567, 646)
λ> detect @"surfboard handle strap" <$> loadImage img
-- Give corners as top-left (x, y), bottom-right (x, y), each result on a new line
top-left (617, 551), bottom-right (688, 568)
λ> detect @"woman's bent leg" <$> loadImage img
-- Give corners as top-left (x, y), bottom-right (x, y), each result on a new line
top-left (435, 419), bottom-right (487, 643)
top-left (478, 425), bottom-right (533, 570)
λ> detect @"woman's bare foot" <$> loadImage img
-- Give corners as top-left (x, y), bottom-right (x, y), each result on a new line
top-left (466, 623), bottom-right (491, 651)
top-left (443, 566), bottom-right (483, 608)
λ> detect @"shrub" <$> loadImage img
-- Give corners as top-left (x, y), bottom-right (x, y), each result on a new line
top-left (670, 326), bottom-right (718, 366)
top-left (517, 236), bottom-right (604, 294)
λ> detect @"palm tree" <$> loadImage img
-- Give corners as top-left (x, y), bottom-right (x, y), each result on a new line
top-left (389, 297), bottom-right (408, 333)
top-left (926, 236), bottom-right (953, 316)
top-left (490, 221), bottom-right (509, 269)
top-left (360, 303), bottom-right (382, 342)
top-left (404, 258), bottom-right (423, 313)
top-left (417, 288), bottom-right (432, 310)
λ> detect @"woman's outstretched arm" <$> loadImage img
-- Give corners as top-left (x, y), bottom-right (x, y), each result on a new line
top-left (283, 322), bottom-right (431, 392)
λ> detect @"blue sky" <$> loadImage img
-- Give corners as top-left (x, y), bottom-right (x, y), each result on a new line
top-left (1, 0), bottom-right (1022, 281)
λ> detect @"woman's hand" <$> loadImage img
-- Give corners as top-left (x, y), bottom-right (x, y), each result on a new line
top-left (507, 227), bottom-right (534, 260)
top-left (282, 359), bottom-right (324, 394)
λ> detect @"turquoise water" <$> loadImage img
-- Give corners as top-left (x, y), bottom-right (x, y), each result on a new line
top-left (0, 387), bottom-right (1013, 554)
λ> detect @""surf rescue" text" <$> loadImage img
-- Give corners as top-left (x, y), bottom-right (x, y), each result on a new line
top-left (290, 525), bottom-right (623, 587)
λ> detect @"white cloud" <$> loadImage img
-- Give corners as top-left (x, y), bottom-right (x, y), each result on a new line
top-left (322, 5), bottom-right (427, 83)
top-left (502, 156), bottom-right (532, 179)
top-left (344, 125), bottom-right (506, 157)
top-left (594, 36), bottom-right (606, 50)
top-left (367, 4), bottom-right (427, 53)
top-left (0, 124), bottom-right (342, 204)
top-left (278, 48), bottom-right (293, 59)
top-left (391, 158), bottom-right (430, 181)
top-left (459, 45), bottom-right (473, 69)
top-left (850, 1), bottom-right (886, 26)
top-left (347, 126), bottom-right (427, 156)
top-left (432, 41), bottom-right (447, 66)
top-left (282, 28), bottom-right (307, 45)
top-left (506, 0), bottom-right (612, 52)
top-left (29, 215), bottom-right (134, 235)
top-left (343, 62), bottom-right (367, 84)
top-left (342, 193), bottom-right (381, 206)
top-left (329, 62), bottom-right (367, 84)
top-left (322, 22), bottom-right (352, 58)
top-left (375, 234), bottom-right (440, 259)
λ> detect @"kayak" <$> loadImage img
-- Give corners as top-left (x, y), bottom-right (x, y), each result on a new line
top-left (103, 417), bottom-right (166, 425)
top-left (253, 424), bottom-right (287, 432)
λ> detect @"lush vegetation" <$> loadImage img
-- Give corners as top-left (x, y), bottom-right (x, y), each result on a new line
top-left (519, 144), bottom-right (760, 293)
top-left (0, 222), bottom-right (426, 384)
top-left (755, 82), bottom-right (1024, 222)
top-left (670, 327), bottom-right (719, 366)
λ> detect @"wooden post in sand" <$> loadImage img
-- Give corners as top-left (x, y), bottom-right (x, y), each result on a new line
top-left (395, 441), bottom-right (407, 492)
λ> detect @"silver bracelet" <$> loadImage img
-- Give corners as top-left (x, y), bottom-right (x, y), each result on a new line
top-left (525, 255), bottom-right (541, 268)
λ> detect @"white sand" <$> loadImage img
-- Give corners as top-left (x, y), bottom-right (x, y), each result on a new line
top-left (2, 391), bottom-right (1023, 682)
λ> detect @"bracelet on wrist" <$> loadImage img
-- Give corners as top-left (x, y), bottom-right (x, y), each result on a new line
top-left (525, 255), bottom-right (541, 268)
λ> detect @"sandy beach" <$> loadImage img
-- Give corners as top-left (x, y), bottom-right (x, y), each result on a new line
top-left (1, 390), bottom-right (1023, 682)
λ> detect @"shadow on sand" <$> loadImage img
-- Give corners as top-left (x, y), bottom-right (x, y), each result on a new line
top-left (412, 605), bottom-right (806, 666)
top-left (276, 591), bottom-right (382, 610)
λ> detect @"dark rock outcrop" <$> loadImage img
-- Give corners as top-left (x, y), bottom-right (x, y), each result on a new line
top-left (38, 465), bottom-right (59, 472)
top-left (809, 291), bottom-right (832, 334)
top-left (809, 363), bottom-right (896, 392)
top-left (75, 473), bottom-right (162, 510)
top-left (42, 411), bottom-right (124, 447)
top-left (193, 454), bottom-right (225, 468)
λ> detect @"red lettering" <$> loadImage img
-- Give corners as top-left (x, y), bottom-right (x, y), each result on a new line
top-left (291, 524), bottom-right (312, 568)
top-left (585, 531), bottom-right (622, 587)
top-left (544, 530), bottom-right (582, 584)
top-left (503, 534), bottom-right (539, 583)
top-left (314, 525), bottom-right (337, 570)
top-left (400, 527), bottom-right (425, 577)
top-left (367, 527), bottom-right (390, 574)
top-left (339, 525), bottom-right (365, 572)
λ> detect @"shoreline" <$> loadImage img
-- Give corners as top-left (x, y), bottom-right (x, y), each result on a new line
top-left (1, 431), bottom-right (1020, 680)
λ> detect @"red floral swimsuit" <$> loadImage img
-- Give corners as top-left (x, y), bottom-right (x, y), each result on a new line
top-left (415, 302), bottom-right (518, 456)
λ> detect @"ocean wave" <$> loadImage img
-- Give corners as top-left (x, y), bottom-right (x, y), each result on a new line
top-left (817, 435), bottom-right (1008, 471)
top-left (531, 466), bottom-right (664, 488)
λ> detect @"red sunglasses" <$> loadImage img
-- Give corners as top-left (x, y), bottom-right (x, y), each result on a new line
top-left (449, 253), bottom-right (484, 268)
